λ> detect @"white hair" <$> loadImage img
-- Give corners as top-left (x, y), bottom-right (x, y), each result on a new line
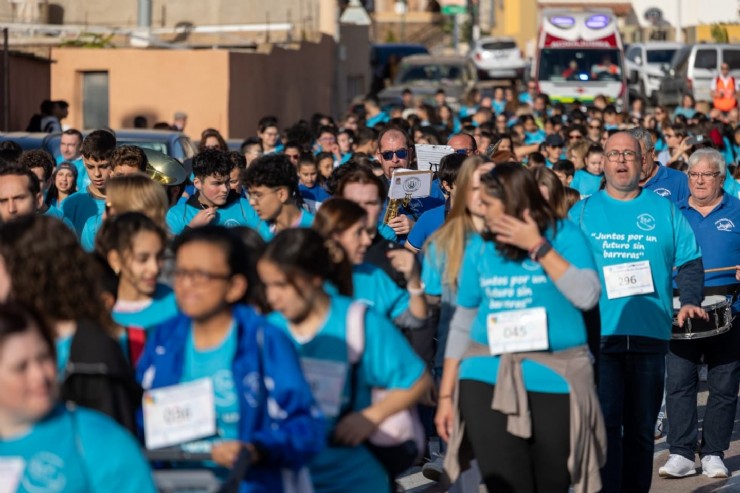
top-left (687, 148), bottom-right (726, 178)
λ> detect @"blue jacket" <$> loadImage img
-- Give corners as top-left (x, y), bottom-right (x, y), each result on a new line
top-left (136, 304), bottom-right (325, 493)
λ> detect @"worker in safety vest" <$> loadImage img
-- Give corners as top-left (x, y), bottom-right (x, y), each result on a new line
top-left (711, 63), bottom-right (740, 113)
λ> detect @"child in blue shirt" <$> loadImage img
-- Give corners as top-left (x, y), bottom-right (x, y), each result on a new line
top-left (298, 155), bottom-right (331, 213)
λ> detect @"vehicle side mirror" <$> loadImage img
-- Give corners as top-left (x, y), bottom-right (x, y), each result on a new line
top-left (634, 56), bottom-right (642, 66)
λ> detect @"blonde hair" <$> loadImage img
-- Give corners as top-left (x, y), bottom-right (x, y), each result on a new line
top-left (531, 167), bottom-right (568, 219)
top-left (426, 156), bottom-right (488, 288)
top-left (106, 173), bottom-right (169, 230)
top-left (567, 140), bottom-right (591, 170)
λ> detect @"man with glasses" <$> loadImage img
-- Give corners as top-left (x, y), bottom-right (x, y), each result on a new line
top-left (166, 149), bottom-right (263, 235)
top-left (570, 132), bottom-right (705, 493)
top-left (711, 63), bottom-right (739, 113)
top-left (242, 153), bottom-right (313, 240)
top-left (375, 127), bottom-right (444, 237)
top-left (658, 149), bottom-right (740, 480)
top-left (629, 127), bottom-right (690, 204)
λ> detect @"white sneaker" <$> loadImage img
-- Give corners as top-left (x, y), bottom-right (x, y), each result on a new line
top-left (655, 416), bottom-right (666, 439)
top-left (701, 455), bottom-right (729, 478)
top-left (659, 454), bottom-right (697, 478)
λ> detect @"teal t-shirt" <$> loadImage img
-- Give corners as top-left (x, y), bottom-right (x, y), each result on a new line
top-left (456, 222), bottom-right (596, 393)
top-left (61, 189), bottom-right (105, 237)
top-left (55, 335), bottom-right (73, 378)
top-left (258, 209), bottom-right (315, 241)
top-left (80, 213), bottom-right (103, 252)
top-left (569, 189), bottom-right (702, 340)
top-left (180, 321), bottom-right (241, 447)
top-left (570, 170), bottom-right (603, 197)
top-left (352, 262), bottom-right (409, 321)
top-left (113, 284), bottom-right (179, 334)
top-left (0, 405), bottom-right (155, 493)
top-left (422, 240), bottom-right (445, 297)
top-left (267, 295), bottom-right (425, 493)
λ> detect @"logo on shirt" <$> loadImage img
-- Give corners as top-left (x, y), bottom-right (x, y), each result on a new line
top-left (223, 219), bottom-right (241, 227)
top-left (212, 369), bottom-right (237, 407)
top-left (716, 218), bottom-right (735, 232)
top-left (522, 259), bottom-right (541, 272)
top-left (652, 188), bottom-right (672, 197)
top-left (23, 452), bottom-right (66, 493)
top-left (636, 213), bottom-right (656, 231)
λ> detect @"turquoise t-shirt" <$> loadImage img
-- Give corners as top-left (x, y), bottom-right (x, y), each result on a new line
top-left (80, 213), bottom-right (102, 252)
top-left (42, 204), bottom-right (75, 231)
top-left (113, 284), bottom-right (179, 334)
top-left (569, 189), bottom-right (702, 340)
top-left (352, 262), bottom-right (409, 321)
top-left (422, 241), bottom-right (445, 297)
top-left (570, 170), bottom-right (603, 197)
top-left (456, 222), bottom-right (596, 393)
top-left (61, 189), bottom-right (105, 237)
top-left (0, 405), bottom-right (155, 493)
top-left (55, 335), bottom-right (73, 378)
top-left (180, 321), bottom-right (241, 448)
top-left (267, 295), bottom-right (425, 493)
top-left (258, 209), bottom-right (315, 241)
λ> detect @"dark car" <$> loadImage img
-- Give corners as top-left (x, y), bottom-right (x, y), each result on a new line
top-left (370, 43), bottom-right (430, 95)
top-left (0, 132), bottom-right (63, 159)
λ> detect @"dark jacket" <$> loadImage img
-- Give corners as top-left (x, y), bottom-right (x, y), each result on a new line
top-left (60, 320), bottom-right (143, 435)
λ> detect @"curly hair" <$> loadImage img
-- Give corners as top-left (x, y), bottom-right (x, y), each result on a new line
top-left (242, 154), bottom-right (300, 201)
top-left (0, 215), bottom-right (114, 334)
top-left (110, 145), bottom-right (148, 172)
top-left (81, 130), bottom-right (116, 161)
top-left (192, 149), bottom-right (232, 179)
top-left (19, 149), bottom-right (55, 181)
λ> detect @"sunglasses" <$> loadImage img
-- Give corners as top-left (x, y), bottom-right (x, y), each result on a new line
top-left (380, 148), bottom-right (409, 160)
top-left (569, 134), bottom-right (582, 139)
top-left (454, 148), bottom-right (474, 155)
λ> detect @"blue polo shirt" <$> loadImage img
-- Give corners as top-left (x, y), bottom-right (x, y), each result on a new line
top-left (569, 190), bottom-right (702, 340)
top-left (677, 193), bottom-right (740, 312)
top-left (643, 164), bottom-right (690, 204)
top-left (407, 204), bottom-right (446, 250)
top-left (571, 170), bottom-right (603, 197)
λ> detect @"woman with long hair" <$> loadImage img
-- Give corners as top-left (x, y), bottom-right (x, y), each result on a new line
top-left (199, 127), bottom-right (229, 152)
top-left (531, 166), bottom-right (569, 219)
top-left (0, 216), bottom-right (142, 432)
top-left (258, 228), bottom-right (431, 492)
top-left (45, 162), bottom-right (78, 207)
top-left (436, 164), bottom-right (605, 493)
top-left (313, 198), bottom-right (427, 328)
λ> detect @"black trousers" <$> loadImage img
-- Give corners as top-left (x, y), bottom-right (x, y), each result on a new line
top-left (459, 379), bottom-right (571, 493)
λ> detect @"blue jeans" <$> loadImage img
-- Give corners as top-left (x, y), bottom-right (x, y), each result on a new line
top-left (598, 336), bottom-right (667, 493)
top-left (666, 320), bottom-right (740, 460)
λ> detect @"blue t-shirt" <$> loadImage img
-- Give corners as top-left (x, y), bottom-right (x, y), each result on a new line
top-left (366, 112), bottom-right (390, 127)
top-left (113, 284), bottom-right (179, 334)
top-left (62, 189), bottom-right (106, 237)
top-left (569, 190), bottom-right (702, 340)
top-left (643, 164), bottom-right (690, 204)
top-left (352, 263), bottom-right (409, 321)
top-left (570, 170), bottom-right (603, 197)
top-left (56, 335), bottom-right (73, 377)
top-left (673, 106), bottom-right (696, 120)
top-left (80, 213), bottom-right (102, 252)
top-left (259, 209), bottom-right (315, 241)
top-left (524, 129), bottom-right (546, 145)
top-left (181, 321), bottom-right (241, 449)
top-left (677, 193), bottom-right (740, 312)
top-left (377, 222), bottom-right (398, 242)
top-left (43, 204), bottom-right (75, 230)
top-left (56, 155), bottom-right (89, 191)
top-left (407, 204), bottom-right (446, 250)
top-left (0, 405), bottom-right (155, 493)
top-left (299, 183), bottom-right (331, 213)
top-left (267, 295), bottom-right (425, 493)
top-left (166, 192), bottom-right (263, 236)
top-left (456, 222), bottom-right (596, 393)
top-left (722, 170), bottom-right (740, 199)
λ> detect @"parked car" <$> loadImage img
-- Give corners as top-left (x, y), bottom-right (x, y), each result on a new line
top-left (657, 43), bottom-right (740, 107)
top-left (377, 55), bottom-right (479, 111)
top-left (625, 42), bottom-right (683, 104)
top-left (370, 43), bottom-right (430, 95)
top-left (0, 129), bottom-right (196, 163)
top-left (468, 36), bottom-right (527, 80)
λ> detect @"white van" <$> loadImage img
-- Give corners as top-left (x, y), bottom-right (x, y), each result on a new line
top-left (657, 44), bottom-right (740, 107)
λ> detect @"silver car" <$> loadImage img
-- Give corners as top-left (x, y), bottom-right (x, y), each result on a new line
top-left (468, 37), bottom-right (526, 80)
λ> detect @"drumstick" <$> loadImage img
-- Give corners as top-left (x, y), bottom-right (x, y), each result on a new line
top-left (704, 266), bottom-right (738, 273)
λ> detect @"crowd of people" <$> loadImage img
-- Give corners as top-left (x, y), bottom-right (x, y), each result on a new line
top-left (2, 79), bottom-right (740, 493)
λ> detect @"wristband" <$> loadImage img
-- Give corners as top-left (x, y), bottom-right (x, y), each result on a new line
top-left (407, 281), bottom-right (426, 297)
top-left (529, 239), bottom-right (552, 262)
top-left (528, 238), bottom-right (547, 259)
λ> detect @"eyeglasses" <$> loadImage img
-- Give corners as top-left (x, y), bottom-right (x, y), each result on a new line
top-left (379, 148), bottom-right (409, 160)
top-left (454, 148), bottom-right (474, 155)
top-left (605, 150), bottom-right (639, 162)
top-left (173, 268), bottom-right (231, 285)
top-left (589, 125), bottom-right (602, 130)
top-left (247, 188), bottom-right (279, 203)
top-left (687, 171), bottom-right (721, 180)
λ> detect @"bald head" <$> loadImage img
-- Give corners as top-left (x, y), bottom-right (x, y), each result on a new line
top-left (602, 132), bottom-right (643, 198)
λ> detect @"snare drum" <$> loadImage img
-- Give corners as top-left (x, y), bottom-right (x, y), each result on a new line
top-left (671, 295), bottom-right (733, 340)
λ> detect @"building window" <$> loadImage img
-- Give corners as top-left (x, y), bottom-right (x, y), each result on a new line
top-left (82, 71), bottom-right (109, 130)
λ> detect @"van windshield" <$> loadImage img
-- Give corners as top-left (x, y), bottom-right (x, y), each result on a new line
top-left (539, 48), bottom-right (623, 82)
top-left (646, 49), bottom-right (677, 65)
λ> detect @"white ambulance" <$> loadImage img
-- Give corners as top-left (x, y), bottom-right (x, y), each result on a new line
top-left (533, 9), bottom-right (628, 109)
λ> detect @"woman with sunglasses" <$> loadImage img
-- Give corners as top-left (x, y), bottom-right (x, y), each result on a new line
top-left (0, 303), bottom-right (156, 493)
top-left (137, 225), bottom-right (323, 491)
top-left (258, 228), bottom-right (431, 493)
top-left (437, 164), bottom-right (605, 493)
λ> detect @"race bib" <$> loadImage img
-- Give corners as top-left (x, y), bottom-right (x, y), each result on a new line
top-left (603, 261), bottom-right (654, 299)
top-left (301, 358), bottom-right (347, 418)
top-left (0, 457), bottom-right (24, 493)
top-left (487, 307), bottom-right (549, 355)
top-left (143, 378), bottom-right (216, 450)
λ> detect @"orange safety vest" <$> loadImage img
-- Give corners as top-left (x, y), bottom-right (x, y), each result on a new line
top-left (714, 76), bottom-right (737, 112)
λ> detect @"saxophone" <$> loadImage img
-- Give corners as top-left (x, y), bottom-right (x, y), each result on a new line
top-left (383, 196), bottom-right (412, 224)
